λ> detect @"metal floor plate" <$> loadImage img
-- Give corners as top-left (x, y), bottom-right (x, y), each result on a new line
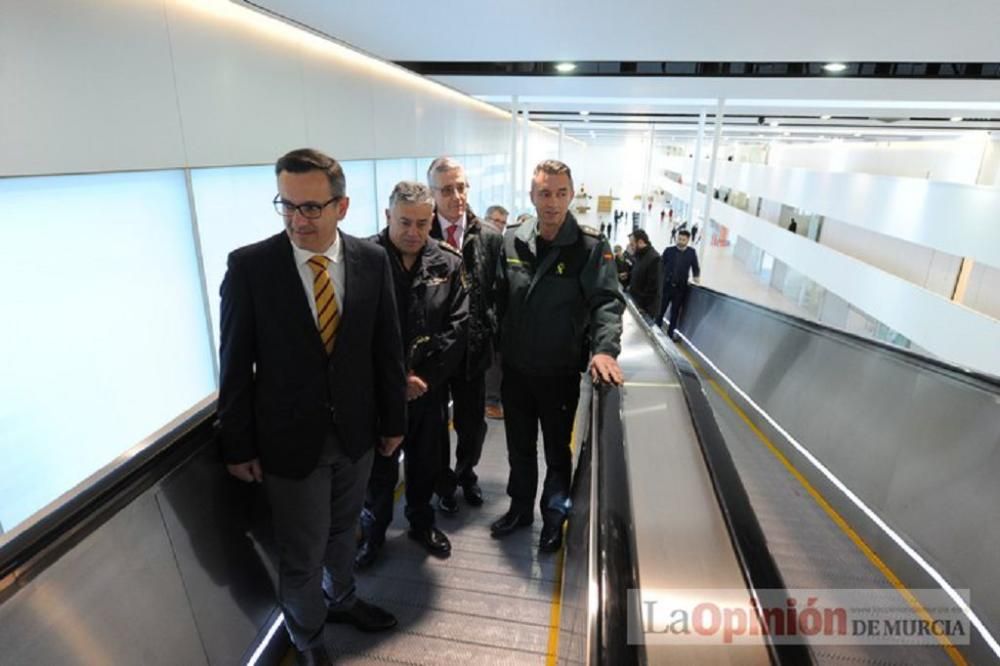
top-left (318, 421), bottom-right (560, 665)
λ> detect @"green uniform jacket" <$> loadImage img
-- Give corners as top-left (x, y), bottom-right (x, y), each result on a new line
top-left (497, 212), bottom-right (624, 376)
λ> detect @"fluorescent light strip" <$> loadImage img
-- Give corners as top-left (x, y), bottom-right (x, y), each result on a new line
top-left (246, 613), bottom-right (285, 666)
top-left (476, 96), bottom-right (1000, 113)
top-left (180, 0), bottom-right (510, 120)
top-left (678, 333), bottom-right (1000, 661)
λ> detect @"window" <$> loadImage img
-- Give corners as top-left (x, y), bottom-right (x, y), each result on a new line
top-left (0, 170), bottom-right (216, 534)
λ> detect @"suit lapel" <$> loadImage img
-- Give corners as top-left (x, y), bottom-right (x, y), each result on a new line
top-left (340, 233), bottom-right (363, 342)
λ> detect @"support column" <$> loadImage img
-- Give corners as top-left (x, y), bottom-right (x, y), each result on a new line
top-left (641, 124), bottom-right (655, 228)
top-left (702, 99), bottom-right (725, 249)
top-left (520, 108), bottom-right (530, 211)
top-left (509, 96), bottom-right (519, 213)
top-left (688, 111), bottom-right (707, 226)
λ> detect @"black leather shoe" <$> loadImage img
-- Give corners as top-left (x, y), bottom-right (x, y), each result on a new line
top-left (462, 483), bottom-right (484, 507)
top-left (437, 493), bottom-right (459, 514)
top-left (539, 523), bottom-right (564, 553)
top-left (490, 510), bottom-right (533, 537)
top-left (354, 539), bottom-right (382, 570)
top-left (326, 598), bottom-right (397, 632)
top-left (295, 646), bottom-right (332, 666)
top-left (408, 526), bottom-right (452, 557)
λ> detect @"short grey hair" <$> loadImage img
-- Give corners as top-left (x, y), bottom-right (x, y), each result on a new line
top-left (389, 180), bottom-right (435, 208)
top-left (532, 159), bottom-right (574, 192)
top-left (426, 156), bottom-right (465, 185)
top-left (485, 205), bottom-right (509, 219)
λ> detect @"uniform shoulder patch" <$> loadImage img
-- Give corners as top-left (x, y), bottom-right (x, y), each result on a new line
top-left (438, 239), bottom-right (462, 257)
top-left (579, 224), bottom-right (602, 238)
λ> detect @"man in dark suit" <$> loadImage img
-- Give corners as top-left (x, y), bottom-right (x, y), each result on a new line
top-left (218, 148), bottom-right (407, 666)
top-left (626, 229), bottom-right (661, 321)
top-left (656, 229), bottom-right (701, 342)
top-left (425, 157), bottom-right (503, 513)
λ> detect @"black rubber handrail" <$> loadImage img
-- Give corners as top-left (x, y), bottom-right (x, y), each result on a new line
top-left (630, 298), bottom-right (815, 665)
top-left (0, 397), bottom-right (218, 594)
top-left (592, 383), bottom-right (646, 666)
top-left (691, 285), bottom-right (1000, 390)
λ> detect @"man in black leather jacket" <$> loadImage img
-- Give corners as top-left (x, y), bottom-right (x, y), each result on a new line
top-left (626, 228), bottom-right (661, 320)
top-left (425, 157), bottom-right (503, 513)
top-left (356, 181), bottom-right (469, 569)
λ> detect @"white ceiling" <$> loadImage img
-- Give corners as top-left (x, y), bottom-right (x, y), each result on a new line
top-left (253, 0), bottom-right (1000, 62)
top-left (246, 0), bottom-right (1000, 139)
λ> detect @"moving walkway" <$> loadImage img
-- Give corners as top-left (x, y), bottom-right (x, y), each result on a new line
top-left (1, 288), bottom-right (995, 665)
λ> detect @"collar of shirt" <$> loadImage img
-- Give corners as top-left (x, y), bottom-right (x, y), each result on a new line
top-left (291, 229), bottom-right (343, 268)
top-left (438, 212), bottom-right (466, 238)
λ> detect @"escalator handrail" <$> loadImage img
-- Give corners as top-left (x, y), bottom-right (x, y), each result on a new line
top-left (691, 284), bottom-right (1000, 389)
top-left (592, 382), bottom-right (646, 666)
top-left (0, 394), bottom-right (218, 587)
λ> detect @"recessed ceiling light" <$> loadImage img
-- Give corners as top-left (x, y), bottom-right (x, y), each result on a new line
top-left (853, 132), bottom-right (862, 137)
top-left (555, 62), bottom-right (577, 73)
top-left (583, 117), bottom-right (590, 123)
top-left (757, 134), bottom-right (765, 139)
top-left (589, 130), bottom-right (596, 138)
top-left (579, 110), bottom-right (589, 116)
top-left (820, 114), bottom-right (832, 120)
top-left (783, 131), bottom-right (791, 136)
top-left (950, 116), bottom-right (964, 122)
top-left (769, 120), bottom-right (780, 127)
top-left (823, 63), bottom-right (848, 73)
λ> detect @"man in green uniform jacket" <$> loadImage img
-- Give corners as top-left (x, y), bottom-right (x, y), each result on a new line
top-left (491, 159), bottom-right (625, 553)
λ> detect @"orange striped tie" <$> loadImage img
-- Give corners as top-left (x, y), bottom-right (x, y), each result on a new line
top-left (307, 255), bottom-right (339, 354)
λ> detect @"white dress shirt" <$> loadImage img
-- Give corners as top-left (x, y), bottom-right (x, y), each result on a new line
top-left (290, 230), bottom-right (345, 327)
top-left (438, 212), bottom-right (467, 249)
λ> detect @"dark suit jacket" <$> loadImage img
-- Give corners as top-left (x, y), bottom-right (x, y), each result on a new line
top-left (218, 231), bottom-right (407, 479)
top-left (429, 208), bottom-right (502, 377)
top-left (627, 244), bottom-right (661, 318)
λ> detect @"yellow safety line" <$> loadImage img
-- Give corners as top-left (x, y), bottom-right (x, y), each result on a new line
top-left (545, 427), bottom-right (576, 664)
top-left (678, 347), bottom-right (967, 665)
top-left (545, 544), bottom-right (567, 664)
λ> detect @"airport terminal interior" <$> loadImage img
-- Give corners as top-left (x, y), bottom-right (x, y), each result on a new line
top-left (2, 1), bottom-right (1000, 664)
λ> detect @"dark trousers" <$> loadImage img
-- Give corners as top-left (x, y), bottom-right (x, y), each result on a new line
top-left (501, 365), bottom-right (580, 525)
top-left (363, 388), bottom-right (445, 540)
top-left (265, 435), bottom-right (374, 650)
top-left (437, 371), bottom-right (487, 495)
top-left (657, 283), bottom-right (691, 336)
top-left (485, 351), bottom-right (503, 407)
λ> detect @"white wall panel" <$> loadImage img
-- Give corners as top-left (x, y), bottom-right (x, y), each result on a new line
top-left (668, 157), bottom-right (1000, 270)
top-left (769, 139), bottom-right (988, 184)
top-left (165, 1), bottom-right (309, 167)
top-left (818, 218), bottom-right (960, 298)
top-left (0, 0), bottom-right (185, 176)
top-left (371, 83), bottom-right (419, 158)
top-left (926, 250), bottom-right (963, 297)
top-left (965, 263), bottom-right (1000, 321)
top-left (2, 0), bottom-right (512, 176)
top-left (412, 92), bottom-right (453, 159)
top-left (665, 179), bottom-right (1000, 377)
top-left (300, 51), bottom-right (376, 160)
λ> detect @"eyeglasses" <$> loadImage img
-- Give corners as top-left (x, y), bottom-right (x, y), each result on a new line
top-left (432, 183), bottom-right (469, 198)
top-left (273, 195), bottom-right (340, 219)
